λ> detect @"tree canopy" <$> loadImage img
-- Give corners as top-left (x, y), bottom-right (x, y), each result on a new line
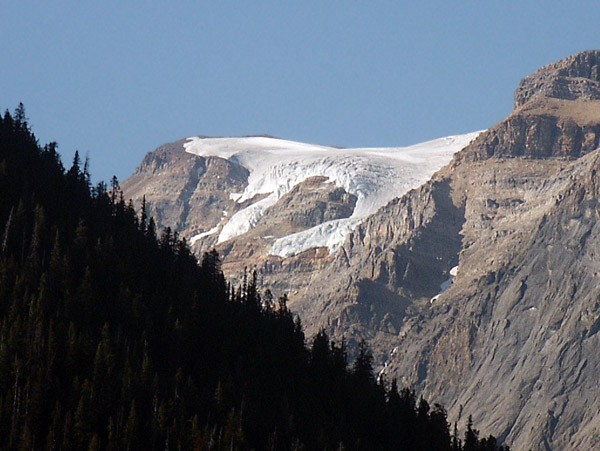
top-left (0, 106), bottom-right (509, 450)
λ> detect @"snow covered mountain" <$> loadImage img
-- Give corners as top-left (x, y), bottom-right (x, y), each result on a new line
top-left (122, 50), bottom-right (600, 450)
top-left (182, 134), bottom-right (479, 256)
top-left (121, 131), bottom-right (478, 325)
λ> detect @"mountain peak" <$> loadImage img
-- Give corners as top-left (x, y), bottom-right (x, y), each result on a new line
top-left (515, 50), bottom-right (600, 108)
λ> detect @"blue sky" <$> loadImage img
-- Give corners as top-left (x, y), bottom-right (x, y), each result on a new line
top-left (2, 1), bottom-right (598, 183)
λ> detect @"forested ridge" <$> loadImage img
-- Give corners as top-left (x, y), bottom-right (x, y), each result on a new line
top-left (0, 105), bottom-right (508, 450)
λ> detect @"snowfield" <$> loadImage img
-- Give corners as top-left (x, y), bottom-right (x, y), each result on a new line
top-left (184, 133), bottom-right (480, 257)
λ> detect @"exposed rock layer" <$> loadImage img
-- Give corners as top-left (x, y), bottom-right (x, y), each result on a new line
top-left (515, 50), bottom-right (600, 107)
top-left (293, 50), bottom-right (600, 450)
top-left (121, 139), bottom-right (249, 239)
top-left (122, 51), bottom-right (600, 450)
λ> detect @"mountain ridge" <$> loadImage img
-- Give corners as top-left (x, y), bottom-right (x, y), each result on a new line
top-left (121, 132), bottom-right (479, 302)
top-left (121, 50), bottom-right (600, 450)
top-left (0, 108), bottom-right (511, 450)
top-left (322, 49), bottom-right (600, 450)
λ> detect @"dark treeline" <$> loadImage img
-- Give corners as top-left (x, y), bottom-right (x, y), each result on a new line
top-left (0, 105), bottom-right (508, 450)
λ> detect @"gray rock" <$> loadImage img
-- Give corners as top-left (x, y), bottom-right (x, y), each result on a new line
top-left (301, 50), bottom-right (600, 450)
top-left (122, 51), bottom-right (600, 450)
top-left (121, 138), bottom-right (249, 243)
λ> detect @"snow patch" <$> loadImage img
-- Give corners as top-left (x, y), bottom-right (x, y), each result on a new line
top-left (184, 134), bottom-right (481, 254)
top-left (377, 347), bottom-right (399, 381)
top-left (430, 266), bottom-right (458, 303)
top-left (218, 194), bottom-right (276, 243)
top-left (190, 225), bottom-right (220, 245)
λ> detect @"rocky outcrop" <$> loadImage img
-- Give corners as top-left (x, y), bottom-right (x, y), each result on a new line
top-left (121, 139), bottom-right (249, 239)
top-left (515, 50), bottom-right (600, 108)
top-left (460, 98), bottom-right (600, 161)
top-left (257, 176), bottom-right (356, 231)
top-left (289, 50), bottom-right (600, 450)
top-left (452, 51), bottom-right (600, 162)
top-left (245, 176), bottom-right (357, 237)
top-left (122, 50), bottom-right (600, 449)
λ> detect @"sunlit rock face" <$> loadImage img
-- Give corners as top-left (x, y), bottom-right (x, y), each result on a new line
top-left (122, 132), bottom-right (476, 296)
top-left (123, 50), bottom-right (600, 451)
top-left (302, 50), bottom-right (600, 451)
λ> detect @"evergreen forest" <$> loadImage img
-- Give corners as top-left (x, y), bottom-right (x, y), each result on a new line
top-left (0, 105), bottom-right (509, 450)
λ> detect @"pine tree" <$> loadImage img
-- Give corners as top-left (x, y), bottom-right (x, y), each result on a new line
top-left (124, 401), bottom-right (138, 451)
top-left (139, 195), bottom-right (147, 233)
top-left (13, 103), bottom-right (28, 131)
top-left (352, 340), bottom-right (374, 383)
top-left (464, 415), bottom-right (479, 451)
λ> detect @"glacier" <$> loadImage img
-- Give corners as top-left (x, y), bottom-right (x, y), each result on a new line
top-left (183, 133), bottom-right (480, 257)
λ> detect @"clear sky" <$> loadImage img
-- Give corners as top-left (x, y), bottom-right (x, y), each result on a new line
top-left (2, 1), bottom-right (598, 184)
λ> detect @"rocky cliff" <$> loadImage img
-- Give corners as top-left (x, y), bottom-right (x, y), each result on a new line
top-left (122, 50), bottom-right (600, 450)
top-left (121, 134), bottom-right (474, 297)
top-left (121, 138), bottom-right (250, 240)
top-left (294, 50), bottom-right (600, 450)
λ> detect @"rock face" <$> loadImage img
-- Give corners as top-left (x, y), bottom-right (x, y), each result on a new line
top-left (514, 50), bottom-right (600, 108)
top-left (121, 138), bottom-right (250, 240)
top-left (122, 50), bottom-right (600, 450)
top-left (122, 134), bottom-right (472, 293)
top-left (259, 176), bottom-right (357, 231)
top-left (291, 50), bottom-right (600, 450)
